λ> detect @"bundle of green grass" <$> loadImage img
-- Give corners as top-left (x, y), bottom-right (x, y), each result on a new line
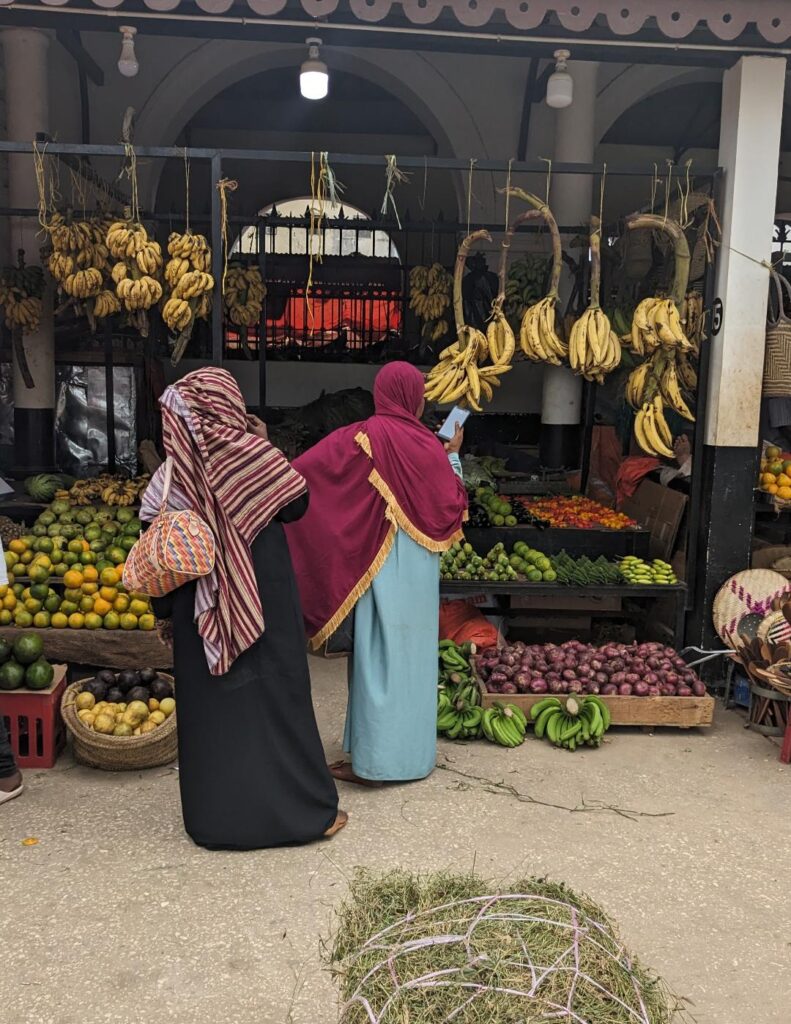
top-left (328, 870), bottom-right (683, 1024)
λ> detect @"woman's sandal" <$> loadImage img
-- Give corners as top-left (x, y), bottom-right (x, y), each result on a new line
top-left (328, 760), bottom-right (384, 788)
top-left (323, 809), bottom-right (349, 838)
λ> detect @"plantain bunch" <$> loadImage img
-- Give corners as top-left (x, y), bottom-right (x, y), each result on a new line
top-left (410, 263), bottom-right (453, 344)
top-left (106, 220), bottom-right (164, 313)
top-left (161, 232), bottom-right (214, 334)
top-left (223, 260), bottom-right (266, 327)
top-left (46, 212), bottom-right (113, 308)
top-left (0, 254), bottom-right (44, 333)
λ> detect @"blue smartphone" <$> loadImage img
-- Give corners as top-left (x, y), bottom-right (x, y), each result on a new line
top-left (438, 405), bottom-right (471, 441)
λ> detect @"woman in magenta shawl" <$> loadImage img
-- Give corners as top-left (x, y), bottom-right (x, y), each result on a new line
top-left (286, 362), bottom-right (467, 784)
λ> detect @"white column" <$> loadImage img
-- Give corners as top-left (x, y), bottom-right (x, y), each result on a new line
top-left (2, 28), bottom-right (54, 414)
top-left (541, 60), bottom-right (598, 453)
top-left (706, 55), bottom-right (786, 448)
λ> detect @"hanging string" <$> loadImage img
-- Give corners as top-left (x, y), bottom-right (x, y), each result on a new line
top-left (662, 159), bottom-right (673, 225)
top-left (503, 157), bottom-right (514, 235)
top-left (182, 147), bottom-right (191, 233)
top-left (650, 163), bottom-right (659, 212)
top-left (215, 177), bottom-right (238, 295)
top-left (32, 139), bottom-right (50, 234)
top-left (595, 163), bottom-right (607, 239)
top-left (418, 156), bottom-right (428, 214)
top-left (69, 168), bottom-right (87, 221)
top-left (676, 159), bottom-right (693, 229)
top-left (465, 158), bottom-right (477, 236)
top-left (381, 155), bottom-right (410, 229)
top-left (539, 156), bottom-right (552, 205)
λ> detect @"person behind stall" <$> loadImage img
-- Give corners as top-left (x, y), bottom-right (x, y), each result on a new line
top-left (141, 367), bottom-right (345, 849)
top-left (0, 538), bottom-right (22, 807)
top-left (285, 362), bottom-right (468, 786)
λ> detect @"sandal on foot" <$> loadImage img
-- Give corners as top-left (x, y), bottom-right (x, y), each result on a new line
top-left (0, 783), bottom-right (23, 806)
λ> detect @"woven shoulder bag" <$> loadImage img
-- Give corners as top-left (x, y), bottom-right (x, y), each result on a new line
top-left (122, 458), bottom-right (216, 598)
top-left (763, 272), bottom-right (791, 398)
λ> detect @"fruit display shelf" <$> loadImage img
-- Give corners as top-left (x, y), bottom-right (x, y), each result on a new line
top-left (0, 626), bottom-right (172, 671)
top-left (476, 687), bottom-right (714, 730)
top-left (463, 526), bottom-right (650, 560)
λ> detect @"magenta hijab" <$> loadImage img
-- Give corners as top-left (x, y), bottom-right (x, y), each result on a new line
top-left (285, 362), bottom-right (467, 647)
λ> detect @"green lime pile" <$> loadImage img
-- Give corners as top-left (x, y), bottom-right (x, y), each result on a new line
top-left (509, 541), bottom-right (556, 582)
top-left (0, 633), bottom-right (55, 691)
top-left (441, 541), bottom-right (518, 582)
top-left (618, 556), bottom-right (678, 585)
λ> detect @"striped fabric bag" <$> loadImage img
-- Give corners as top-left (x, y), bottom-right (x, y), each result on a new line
top-left (123, 458), bottom-right (215, 598)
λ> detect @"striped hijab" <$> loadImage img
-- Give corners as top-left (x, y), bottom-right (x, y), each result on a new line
top-left (141, 367), bottom-right (307, 675)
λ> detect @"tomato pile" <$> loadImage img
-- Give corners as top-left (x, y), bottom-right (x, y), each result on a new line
top-left (519, 496), bottom-right (637, 531)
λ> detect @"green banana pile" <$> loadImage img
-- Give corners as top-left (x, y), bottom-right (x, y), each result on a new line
top-left (531, 695), bottom-right (610, 751)
top-left (437, 639), bottom-right (482, 740)
top-left (481, 702), bottom-right (527, 747)
top-left (504, 253), bottom-right (549, 327)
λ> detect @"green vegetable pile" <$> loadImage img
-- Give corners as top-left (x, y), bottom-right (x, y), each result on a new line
top-left (440, 541), bottom-right (518, 582)
top-left (509, 541), bottom-right (556, 581)
top-left (551, 551), bottom-right (624, 585)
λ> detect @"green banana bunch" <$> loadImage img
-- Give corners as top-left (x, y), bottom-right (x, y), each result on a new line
top-left (481, 702), bottom-right (527, 748)
top-left (531, 695), bottom-right (610, 751)
top-left (437, 688), bottom-right (483, 740)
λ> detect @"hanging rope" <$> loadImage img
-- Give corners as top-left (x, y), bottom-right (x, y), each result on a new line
top-left (540, 156), bottom-right (552, 205)
top-left (418, 155), bottom-right (428, 214)
top-left (32, 138), bottom-right (51, 234)
top-left (595, 163), bottom-right (607, 239)
top-left (465, 158), bottom-right (477, 236)
top-left (650, 162), bottom-right (659, 212)
top-left (662, 159), bottom-right (673, 226)
top-left (182, 147), bottom-right (191, 233)
top-left (216, 177), bottom-right (238, 295)
top-left (381, 154), bottom-right (410, 229)
top-left (306, 152), bottom-right (343, 330)
top-left (676, 159), bottom-right (693, 229)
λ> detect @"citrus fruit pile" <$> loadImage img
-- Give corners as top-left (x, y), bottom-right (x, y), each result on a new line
top-left (74, 668), bottom-right (175, 737)
top-left (0, 632), bottom-right (55, 691)
top-left (1, 500), bottom-right (154, 630)
top-left (757, 445), bottom-right (791, 499)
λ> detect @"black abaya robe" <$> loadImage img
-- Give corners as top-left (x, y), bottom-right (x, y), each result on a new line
top-left (152, 493), bottom-right (339, 850)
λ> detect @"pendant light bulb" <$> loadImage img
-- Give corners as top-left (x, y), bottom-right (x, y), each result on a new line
top-left (117, 26), bottom-right (139, 78)
top-left (300, 37), bottom-right (328, 101)
top-left (546, 49), bottom-right (573, 110)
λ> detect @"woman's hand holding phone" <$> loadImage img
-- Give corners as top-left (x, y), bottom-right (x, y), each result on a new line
top-left (444, 423), bottom-right (464, 454)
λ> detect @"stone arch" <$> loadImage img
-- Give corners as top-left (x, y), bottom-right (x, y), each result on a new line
top-left (133, 41), bottom-right (493, 217)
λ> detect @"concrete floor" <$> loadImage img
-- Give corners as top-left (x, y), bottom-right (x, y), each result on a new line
top-left (1, 659), bottom-right (790, 1024)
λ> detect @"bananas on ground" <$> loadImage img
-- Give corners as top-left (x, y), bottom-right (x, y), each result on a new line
top-left (410, 263), bottom-right (452, 345)
top-left (1, 254), bottom-right (45, 334)
top-left (224, 260), bottom-right (266, 328)
top-left (437, 639), bottom-right (482, 740)
top-left (481, 702), bottom-right (527, 748)
top-left (531, 694), bottom-right (610, 751)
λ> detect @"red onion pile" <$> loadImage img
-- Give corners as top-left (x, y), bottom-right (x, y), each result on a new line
top-left (475, 640), bottom-right (706, 697)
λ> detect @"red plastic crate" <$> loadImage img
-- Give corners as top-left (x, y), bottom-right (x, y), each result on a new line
top-left (0, 665), bottom-right (67, 769)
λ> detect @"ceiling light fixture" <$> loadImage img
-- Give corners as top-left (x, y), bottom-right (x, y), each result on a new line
top-left (117, 26), bottom-right (139, 78)
top-left (300, 37), bottom-right (328, 101)
top-left (546, 49), bottom-right (573, 109)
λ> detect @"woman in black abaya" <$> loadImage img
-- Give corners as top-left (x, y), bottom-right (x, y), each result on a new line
top-left (142, 368), bottom-right (344, 850)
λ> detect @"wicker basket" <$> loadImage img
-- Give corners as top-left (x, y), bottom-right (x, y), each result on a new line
top-left (61, 675), bottom-right (177, 771)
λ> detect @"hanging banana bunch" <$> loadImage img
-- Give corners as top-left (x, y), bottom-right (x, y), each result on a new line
top-left (0, 251), bottom-right (44, 334)
top-left (681, 290), bottom-right (706, 353)
top-left (424, 230), bottom-right (512, 410)
top-left (161, 231), bottom-right (214, 339)
top-left (503, 188), bottom-right (568, 365)
top-left (409, 262), bottom-right (453, 346)
top-left (485, 212), bottom-right (526, 369)
top-left (46, 212), bottom-right (116, 325)
top-left (568, 217), bottom-right (622, 382)
top-left (223, 260), bottom-right (266, 327)
top-left (622, 213), bottom-right (698, 458)
top-left (106, 218), bottom-right (164, 318)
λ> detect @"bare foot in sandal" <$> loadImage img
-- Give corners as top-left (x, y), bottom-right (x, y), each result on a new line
top-left (323, 810), bottom-right (349, 837)
top-left (328, 760), bottom-right (383, 787)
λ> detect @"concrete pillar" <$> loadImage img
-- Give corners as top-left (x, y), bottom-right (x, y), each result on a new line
top-left (2, 28), bottom-right (55, 472)
top-left (540, 60), bottom-right (598, 469)
top-left (688, 56), bottom-right (786, 648)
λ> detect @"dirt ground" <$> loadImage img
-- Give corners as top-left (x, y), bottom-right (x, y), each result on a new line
top-left (2, 658), bottom-right (790, 1024)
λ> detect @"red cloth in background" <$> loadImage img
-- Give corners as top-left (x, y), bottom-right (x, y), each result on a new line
top-left (615, 456), bottom-right (661, 508)
top-left (439, 600), bottom-right (500, 649)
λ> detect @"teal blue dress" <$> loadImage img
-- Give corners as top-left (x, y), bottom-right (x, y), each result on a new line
top-left (343, 454), bottom-right (463, 781)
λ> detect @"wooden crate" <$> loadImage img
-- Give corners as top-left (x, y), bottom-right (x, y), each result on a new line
top-left (479, 690), bottom-right (715, 729)
top-left (0, 627), bottom-right (172, 670)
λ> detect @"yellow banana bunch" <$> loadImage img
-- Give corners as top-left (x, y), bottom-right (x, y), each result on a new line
top-left (486, 305), bottom-right (516, 367)
top-left (106, 221), bottom-right (150, 261)
top-left (409, 263), bottom-right (452, 321)
top-left (168, 231), bottom-right (210, 261)
top-left (682, 290), bottom-right (705, 352)
top-left (116, 276), bottom-right (163, 312)
top-left (677, 352), bottom-right (698, 391)
top-left (4, 295), bottom-right (42, 332)
top-left (519, 295), bottom-right (568, 365)
top-left (48, 252), bottom-right (74, 282)
top-left (162, 297), bottom-right (193, 333)
top-left (569, 307), bottom-right (621, 382)
top-left (625, 360), bottom-right (651, 410)
top-left (135, 242), bottom-right (163, 277)
top-left (658, 356), bottom-right (695, 422)
top-left (1, 257), bottom-right (45, 333)
top-left (93, 290), bottom-right (121, 319)
top-left (165, 257), bottom-right (190, 288)
top-left (634, 395), bottom-right (675, 458)
top-left (173, 270), bottom-right (214, 301)
top-left (63, 267), bottom-right (103, 299)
